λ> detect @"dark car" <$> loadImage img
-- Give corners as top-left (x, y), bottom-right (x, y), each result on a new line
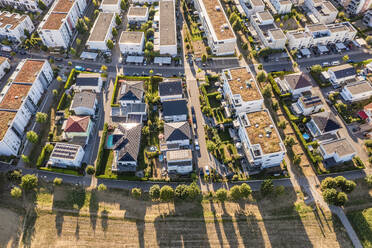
top-left (199, 169), bottom-right (204, 177)
top-left (55, 57), bottom-right (63, 62)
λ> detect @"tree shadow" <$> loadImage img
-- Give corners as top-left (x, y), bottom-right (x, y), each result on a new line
top-left (220, 202), bottom-right (239, 248)
top-left (55, 210), bottom-right (64, 236)
top-left (21, 191), bottom-right (38, 248)
top-left (235, 206), bottom-right (265, 248)
top-left (331, 214), bottom-right (355, 248)
top-left (89, 190), bottom-right (99, 232)
top-left (101, 210), bottom-right (108, 235)
top-left (208, 200), bottom-right (224, 247)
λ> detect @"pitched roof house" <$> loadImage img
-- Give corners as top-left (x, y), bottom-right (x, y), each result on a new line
top-left (63, 115), bottom-right (92, 144)
top-left (158, 80), bottom-right (183, 102)
top-left (306, 111), bottom-right (341, 137)
top-left (276, 72), bottom-right (313, 96)
top-left (118, 80), bottom-right (144, 103)
top-left (161, 121), bottom-right (191, 151)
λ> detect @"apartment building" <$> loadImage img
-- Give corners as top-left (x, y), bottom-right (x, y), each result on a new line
top-left (347, 0), bottom-right (371, 14)
top-left (87, 12), bottom-right (115, 51)
top-left (304, 0), bottom-right (338, 24)
top-left (119, 31), bottom-right (145, 54)
top-left (194, 0), bottom-right (237, 55)
top-left (222, 67), bottom-right (263, 114)
top-left (0, 12), bottom-right (35, 42)
top-left (0, 57), bottom-right (10, 79)
top-left (100, 0), bottom-right (121, 13)
top-left (240, 0), bottom-right (265, 18)
top-left (127, 7), bottom-right (149, 23)
top-left (0, 0), bottom-right (53, 12)
top-left (286, 22), bottom-right (357, 49)
top-left (270, 0), bottom-right (292, 14)
top-left (38, 0), bottom-right (87, 48)
top-left (363, 10), bottom-right (372, 27)
top-left (238, 109), bottom-right (286, 169)
top-left (0, 59), bottom-right (53, 156)
top-left (250, 11), bottom-right (287, 49)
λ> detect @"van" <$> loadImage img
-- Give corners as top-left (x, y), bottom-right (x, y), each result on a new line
top-left (331, 60), bottom-right (340, 66)
top-left (1, 46), bottom-right (12, 52)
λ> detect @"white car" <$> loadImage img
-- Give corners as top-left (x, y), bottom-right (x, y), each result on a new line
top-left (195, 139), bottom-right (200, 151)
top-left (204, 166), bottom-right (210, 176)
top-left (331, 61), bottom-right (340, 66)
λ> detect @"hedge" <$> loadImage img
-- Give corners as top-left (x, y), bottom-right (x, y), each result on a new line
top-left (95, 123), bottom-right (109, 176)
top-left (282, 101), bottom-right (299, 121)
top-left (111, 76), bottom-right (120, 107)
top-left (39, 167), bottom-right (80, 176)
top-left (268, 74), bottom-right (292, 98)
top-left (291, 121), bottom-right (317, 165)
top-left (353, 156), bottom-right (365, 169)
top-left (64, 69), bottom-right (76, 89)
top-left (36, 144), bottom-right (54, 167)
top-left (56, 92), bottom-right (66, 111)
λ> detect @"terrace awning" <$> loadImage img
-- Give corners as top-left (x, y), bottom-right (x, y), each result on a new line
top-left (126, 56), bottom-right (144, 63)
top-left (300, 48), bottom-right (311, 56)
top-left (317, 45), bottom-right (328, 53)
top-left (80, 52), bottom-right (98, 60)
top-left (335, 42), bottom-right (346, 50)
top-left (154, 57), bottom-right (171, 64)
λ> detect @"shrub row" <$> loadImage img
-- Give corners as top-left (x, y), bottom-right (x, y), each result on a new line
top-left (36, 144), bottom-right (54, 167)
top-left (95, 123), bottom-right (109, 176)
top-left (64, 69), bottom-right (76, 90)
top-left (111, 76), bottom-right (121, 107)
top-left (353, 156), bottom-right (365, 169)
top-left (56, 92), bottom-right (66, 111)
top-left (282, 101), bottom-right (299, 121)
top-left (268, 74), bottom-right (292, 99)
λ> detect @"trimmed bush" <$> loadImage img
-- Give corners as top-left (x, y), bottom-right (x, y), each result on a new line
top-left (64, 69), bottom-right (76, 89)
top-left (56, 92), bottom-right (66, 111)
top-left (36, 144), bottom-right (54, 167)
top-left (111, 76), bottom-right (120, 107)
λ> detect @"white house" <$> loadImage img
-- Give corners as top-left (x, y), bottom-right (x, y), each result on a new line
top-left (0, 0), bottom-right (53, 12)
top-left (222, 67), bottom-right (263, 114)
top-left (87, 12), bottom-right (116, 51)
top-left (74, 73), bottom-right (103, 93)
top-left (119, 31), bottom-right (145, 54)
top-left (127, 7), bottom-right (149, 23)
top-left (250, 11), bottom-right (287, 49)
top-left (0, 12), bottom-right (35, 42)
top-left (306, 111), bottom-right (341, 138)
top-left (156, 0), bottom-right (177, 56)
top-left (340, 81), bottom-right (372, 102)
top-left (63, 115), bottom-right (93, 143)
top-left (0, 57), bottom-right (10, 79)
top-left (162, 121), bottom-right (191, 151)
top-left (318, 138), bottom-right (356, 165)
top-left (292, 93), bottom-right (323, 116)
top-left (70, 91), bottom-right (97, 116)
top-left (100, 0), bottom-right (121, 13)
top-left (240, 0), bottom-right (265, 18)
top-left (166, 149), bottom-right (193, 174)
top-left (276, 72), bottom-right (313, 96)
top-left (158, 80), bottom-right (183, 102)
top-left (49, 143), bottom-right (85, 168)
top-left (163, 99), bottom-right (188, 122)
top-left (270, 0), bottom-right (292, 14)
top-left (238, 109), bottom-right (286, 169)
top-left (38, 0), bottom-right (87, 48)
top-left (327, 64), bottom-right (356, 88)
top-left (194, 0), bottom-right (236, 55)
top-left (305, 0), bottom-right (338, 24)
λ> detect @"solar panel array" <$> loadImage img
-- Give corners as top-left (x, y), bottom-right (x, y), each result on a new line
top-left (51, 143), bottom-right (81, 160)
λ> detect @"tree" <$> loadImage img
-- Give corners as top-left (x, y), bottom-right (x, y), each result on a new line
top-left (293, 154), bottom-right (301, 165)
top-left (7, 170), bottom-right (22, 183)
top-left (342, 180), bottom-right (356, 193)
top-left (321, 177), bottom-right (337, 190)
top-left (149, 184), bottom-right (161, 200)
top-left (175, 184), bottom-right (188, 200)
top-left (187, 182), bottom-right (201, 200)
top-left (57, 76), bottom-right (63, 82)
top-left (20, 174), bottom-right (38, 191)
top-left (256, 71), bottom-right (266, 83)
top-left (240, 183), bottom-right (252, 198)
top-left (201, 54), bottom-right (207, 63)
top-left (84, 16), bottom-right (91, 26)
top-left (76, 38), bottom-right (81, 46)
top-left (206, 140), bottom-right (217, 152)
top-left (260, 179), bottom-right (274, 196)
top-left (232, 19), bottom-right (241, 31)
top-left (112, 27), bottom-right (118, 37)
top-left (284, 136), bottom-right (295, 147)
top-left (216, 188), bottom-right (228, 202)
top-left (262, 84), bottom-right (272, 98)
top-left (10, 187), bottom-right (22, 199)
top-left (101, 65), bottom-right (108, 72)
top-left (70, 47), bottom-right (76, 55)
top-left (146, 28), bottom-right (154, 39)
top-left (229, 12), bottom-right (238, 24)
top-left (97, 183), bottom-right (107, 191)
top-left (322, 188), bottom-right (338, 204)
top-left (278, 120), bottom-right (287, 130)
top-left (335, 192), bottom-right (348, 206)
top-left (53, 177), bottom-right (63, 185)
top-left (145, 41), bottom-right (154, 51)
top-left (338, 11), bottom-right (345, 20)
top-left (334, 176), bottom-right (347, 188)
top-left (365, 175), bottom-right (372, 187)
top-left (160, 185), bottom-right (174, 202)
top-left (120, 0), bottom-right (127, 10)
top-left (52, 89), bottom-right (58, 97)
top-left (106, 40), bottom-right (114, 50)
top-left (311, 64), bottom-right (322, 73)
top-left (366, 36), bottom-right (372, 45)
top-left (115, 14), bottom-right (122, 26)
top-left (36, 112), bottom-right (48, 123)
top-left (342, 55), bottom-right (349, 62)
top-left (229, 185), bottom-right (242, 201)
top-left (21, 154), bottom-right (30, 163)
top-left (131, 188), bottom-right (142, 199)
top-left (76, 18), bottom-right (88, 33)
top-left (26, 131), bottom-right (38, 144)
top-left (38, 0), bottom-right (47, 10)
top-left (86, 165), bottom-right (95, 175)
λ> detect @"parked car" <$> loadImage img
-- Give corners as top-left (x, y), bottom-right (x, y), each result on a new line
top-left (204, 166), bottom-right (210, 176)
top-left (322, 62), bottom-right (330, 67)
top-left (75, 66), bottom-right (85, 71)
top-left (55, 57), bottom-right (63, 62)
top-left (331, 61), bottom-right (340, 66)
top-left (194, 139), bottom-right (200, 150)
top-left (85, 68), bottom-right (93, 72)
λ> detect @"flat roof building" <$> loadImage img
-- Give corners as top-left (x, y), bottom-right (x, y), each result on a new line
top-left (157, 0), bottom-right (177, 56)
top-left (87, 12), bottom-right (116, 51)
top-left (119, 31), bottom-right (145, 54)
top-left (100, 0), bottom-right (121, 13)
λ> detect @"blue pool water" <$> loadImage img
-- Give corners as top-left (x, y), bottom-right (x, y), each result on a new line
top-left (303, 133), bottom-right (310, 140)
top-left (107, 135), bottom-right (114, 148)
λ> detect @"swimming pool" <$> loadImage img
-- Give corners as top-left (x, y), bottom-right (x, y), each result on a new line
top-left (302, 133), bottom-right (310, 140)
top-left (107, 135), bottom-right (114, 149)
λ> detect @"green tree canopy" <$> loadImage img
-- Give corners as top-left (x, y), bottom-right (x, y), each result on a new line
top-left (149, 184), bottom-right (161, 200)
top-left (20, 174), bottom-right (38, 191)
top-left (260, 179), bottom-right (274, 196)
top-left (160, 185), bottom-right (174, 202)
top-left (216, 188), bottom-right (228, 202)
top-left (26, 131), bottom-right (39, 144)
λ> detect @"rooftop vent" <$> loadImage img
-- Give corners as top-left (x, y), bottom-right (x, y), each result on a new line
top-left (259, 134), bottom-right (263, 138)
top-left (223, 23), bottom-right (229, 29)
top-left (215, 6), bottom-right (221, 11)
top-left (266, 133), bottom-right (270, 137)
top-left (255, 124), bottom-right (259, 128)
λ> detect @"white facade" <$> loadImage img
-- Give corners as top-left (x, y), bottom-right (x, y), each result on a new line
top-left (240, 0), bottom-right (265, 18)
top-left (49, 143), bottom-right (85, 168)
top-left (119, 31), bottom-right (145, 54)
top-left (363, 10), bottom-right (372, 27)
top-left (270, 0), bottom-right (292, 14)
top-left (347, 0), bottom-right (372, 14)
top-left (74, 73), bottom-right (103, 93)
top-left (166, 149), bottom-right (193, 174)
top-left (0, 12), bottom-right (35, 42)
top-left (0, 57), bottom-right (10, 79)
top-left (194, 0), bottom-right (236, 55)
top-left (305, 0), bottom-right (338, 24)
top-left (0, 0), bottom-right (53, 12)
top-left (318, 139), bottom-right (356, 163)
top-left (292, 95), bottom-right (323, 116)
top-left (87, 12), bottom-right (116, 51)
top-left (222, 67), bottom-right (263, 114)
top-left (156, 0), bottom-right (177, 56)
top-left (0, 124), bottom-right (22, 156)
top-left (327, 65), bottom-right (356, 86)
top-left (38, 0), bottom-right (87, 48)
top-left (100, 0), bottom-right (121, 13)
top-left (164, 114), bottom-right (187, 122)
top-left (340, 81), bottom-right (372, 102)
top-left (127, 7), bottom-right (149, 23)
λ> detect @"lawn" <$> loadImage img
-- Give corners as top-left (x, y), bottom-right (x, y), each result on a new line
top-left (348, 208), bottom-right (372, 248)
top-left (39, 167), bottom-right (81, 176)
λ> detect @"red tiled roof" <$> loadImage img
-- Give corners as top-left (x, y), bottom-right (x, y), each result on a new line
top-left (364, 103), bottom-right (372, 111)
top-left (358, 111), bottom-right (368, 120)
top-left (65, 116), bottom-right (90, 133)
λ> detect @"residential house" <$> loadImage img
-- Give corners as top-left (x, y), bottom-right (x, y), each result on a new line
top-left (100, 0), bottom-right (121, 13)
top-left (0, 11), bottom-right (35, 42)
top-left (276, 72), bottom-right (313, 96)
top-left (159, 80), bottom-right (183, 102)
top-left (306, 111), bottom-right (341, 137)
top-left (118, 80), bottom-right (144, 105)
top-left (49, 143), bottom-right (85, 168)
top-left (166, 149), bottom-right (193, 174)
top-left (362, 102), bottom-right (372, 125)
top-left (111, 123), bottom-right (142, 172)
top-left (63, 116), bottom-right (93, 144)
top-left (270, 0), bottom-right (292, 14)
top-left (250, 11), bottom-right (287, 49)
top-left (70, 91), bottom-right (97, 116)
top-left (0, 57), bottom-right (10, 79)
top-left (340, 81), bottom-right (372, 102)
top-left (162, 99), bottom-right (188, 122)
top-left (240, 0), bottom-right (265, 17)
top-left (161, 121), bottom-right (191, 151)
top-left (74, 73), bottom-right (103, 93)
top-left (292, 93), bottom-right (323, 116)
top-left (193, 0), bottom-right (236, 55)
top-left (0, 0), bottom-right (53, 12)
top-left (38, 0), bottom-right (87, 48)
top-left (318, 138), bottom-right (356, 165)
top-left (327, 64), bottom-right (356, 88)
top-left (304, 0), bottom-right (338, 24)
top-left (127, 7), bottom-right (149, 23)
top-left (222, 67), bottom-right (263, 114)
top-left (119, 31), bottom-right (145, 54)
top-left (237, 109), bottom-right (286, 169)
top-left (86, 12), bottom-right (116, 51)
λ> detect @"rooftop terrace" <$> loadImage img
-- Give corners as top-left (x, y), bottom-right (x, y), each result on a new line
top-left (226, 67), bottom-right (262, 102)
